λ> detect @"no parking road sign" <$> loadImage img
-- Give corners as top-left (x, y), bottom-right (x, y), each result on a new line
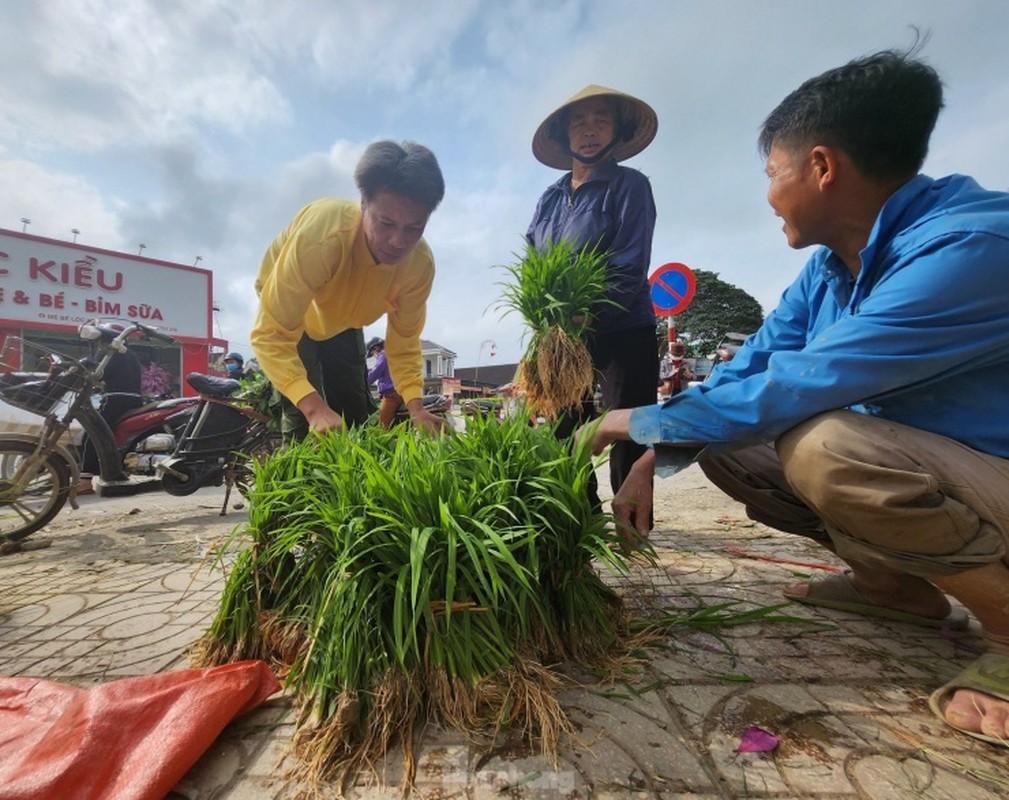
top-left (649, 262), bottom-right (696, 317)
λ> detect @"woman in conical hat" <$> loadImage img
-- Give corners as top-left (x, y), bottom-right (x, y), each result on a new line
top-left (527, 85), bottom-right (659, 538)
top-left (530, 84), bottom-right (658, 171)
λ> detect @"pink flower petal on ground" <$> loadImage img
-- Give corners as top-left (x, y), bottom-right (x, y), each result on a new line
top-left (737, 725), bottom-right (779, 753)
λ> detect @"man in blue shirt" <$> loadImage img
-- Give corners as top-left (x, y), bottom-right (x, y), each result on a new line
top-left (585, 49), bottom-right (1009, 747)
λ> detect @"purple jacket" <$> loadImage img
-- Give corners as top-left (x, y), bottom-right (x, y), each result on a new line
top-left (367, 350), bottom-right (395, 396)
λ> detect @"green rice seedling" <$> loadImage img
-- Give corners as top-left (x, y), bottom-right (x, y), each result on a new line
top-left (192, 413), bottom-right (648, 793)
top-left (232, 369), bottom-right (283, 430)
top-left (497, 240), bottom-right (618, 419)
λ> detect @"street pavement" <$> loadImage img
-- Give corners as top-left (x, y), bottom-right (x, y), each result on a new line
top-left (0, 466), bottom-right (1006, 799)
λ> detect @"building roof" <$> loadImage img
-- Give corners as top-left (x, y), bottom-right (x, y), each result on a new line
top-left (454, 363), bottom-right (519, 388)
top-left (421, 339), bottom-right (456, 357)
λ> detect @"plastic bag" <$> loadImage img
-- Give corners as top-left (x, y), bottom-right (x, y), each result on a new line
top-left (0, 660), bottom-right (280, 800)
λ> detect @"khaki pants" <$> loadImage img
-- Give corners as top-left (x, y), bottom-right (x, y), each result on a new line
top-left (378, 391), bottom-right (403, 429)
top-left (699, 410), bottom-right (1009, 578)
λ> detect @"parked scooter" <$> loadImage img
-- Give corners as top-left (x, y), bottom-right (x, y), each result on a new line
top-left (0, 319), bottom-right (200, 541)
top-left (713, 331), bottom-right (751, 366)
top-left (157, 382), bottom-right (448, 513)
top-left (392, 393), bottom-right (453, 425)
top-left (157, 372), bottom-right (281, 514)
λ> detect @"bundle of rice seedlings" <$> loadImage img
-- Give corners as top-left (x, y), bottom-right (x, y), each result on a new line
top-left (497, 240), bottom-right (616, 419)
top-left (191, 414), bottom-right (648, 795)
top-left (232, 370), bottom-right (283, 430)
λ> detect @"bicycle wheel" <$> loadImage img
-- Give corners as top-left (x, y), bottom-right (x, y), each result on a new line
top-left (0, 438), bottom-right (72, 542)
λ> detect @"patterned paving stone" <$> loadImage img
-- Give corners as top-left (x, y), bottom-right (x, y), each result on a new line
top-left (2, 475), bottom-right (1008, 799)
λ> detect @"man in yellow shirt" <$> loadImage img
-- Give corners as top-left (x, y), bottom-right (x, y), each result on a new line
top-left (252, 140), bottom-right (449, 437)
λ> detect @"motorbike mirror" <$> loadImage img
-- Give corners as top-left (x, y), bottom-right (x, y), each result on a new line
top-left (79, 321), bottom-right (103, 341)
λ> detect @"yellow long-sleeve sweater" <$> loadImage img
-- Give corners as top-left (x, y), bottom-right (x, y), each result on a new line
top-left (251, 198), bottom-right (433, 406)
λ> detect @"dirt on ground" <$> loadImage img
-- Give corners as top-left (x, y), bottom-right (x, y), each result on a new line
top-left (2, 483), bottom-right (248, 566)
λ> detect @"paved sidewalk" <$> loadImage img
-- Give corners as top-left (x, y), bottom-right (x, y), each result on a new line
top-left (1, 469), bottom-right (1006, 799)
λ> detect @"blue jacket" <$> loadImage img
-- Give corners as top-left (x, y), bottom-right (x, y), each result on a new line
top-left (527, 160), bottom-right (656, 334)
top-left (630, 174), bottom-right (1009, 458)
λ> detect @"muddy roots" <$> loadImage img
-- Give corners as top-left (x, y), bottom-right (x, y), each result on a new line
top-left (519, 327), bottom-right (595, 419)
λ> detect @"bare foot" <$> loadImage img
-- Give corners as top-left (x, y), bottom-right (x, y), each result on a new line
top-left (943, 689), bottom-right (1009, 743)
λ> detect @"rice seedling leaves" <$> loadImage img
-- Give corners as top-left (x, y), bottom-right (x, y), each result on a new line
top-left (192, 412), bottom-right (677, 792)
top-left (495, 241), bottom-right (621, 418)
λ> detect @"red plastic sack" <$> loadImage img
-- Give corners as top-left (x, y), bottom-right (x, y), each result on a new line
top-left (0, 660), bottom-right (281, 800)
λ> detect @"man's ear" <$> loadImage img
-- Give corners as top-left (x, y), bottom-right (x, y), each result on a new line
top-left (809, 145), bottom-right (839, 189)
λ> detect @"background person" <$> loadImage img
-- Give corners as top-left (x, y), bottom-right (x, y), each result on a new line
top-left (223, 351), bottom-right (244, 378)
top-left (527, 84), bottom-right (659, 529)
top-left (251, 140), bottom-right (449, 440)
top-left (366, 336), bottom-right (403, 429)
top-left (678, 361), bottom-right (695, 388)
top-left (659, 342), bottom-right (691, 398)
top-left (79, 346), bottom-right (143, 494)
top-left (585, 48), bottom-right (1009, 747)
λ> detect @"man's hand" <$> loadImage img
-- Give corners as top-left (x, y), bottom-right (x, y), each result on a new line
top-left (406, 398), bottom-right (452, 436)
top-left (576, 408), bottom-right (634, 455)
top-left (612, 449), bottom-right (655, 551)
top-left (297, 392), bottom-right (345, 433)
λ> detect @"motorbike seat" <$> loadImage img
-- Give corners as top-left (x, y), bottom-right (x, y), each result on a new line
top-left (187, 372), bottom-right (241, 398)
top-left (394, 394), bottom-right (451, 414)
top-left (113, 394), bottom-right (193, 421)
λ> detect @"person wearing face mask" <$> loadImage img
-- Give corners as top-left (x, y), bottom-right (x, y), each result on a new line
top-left (223, 352), bottom-right (244, 378)
top-left (527, 85), bottom-right (659, 532)
top-left (365, 337), bottom-right (403, 430)
top-left (251, 140), bottom-right (450, 440)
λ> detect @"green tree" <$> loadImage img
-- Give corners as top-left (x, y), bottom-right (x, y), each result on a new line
top-left (654, 269), bottom-right (765, 357)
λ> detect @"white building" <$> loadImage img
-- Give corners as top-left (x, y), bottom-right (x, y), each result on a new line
top-left (421, 339), bottom-right (455, 393)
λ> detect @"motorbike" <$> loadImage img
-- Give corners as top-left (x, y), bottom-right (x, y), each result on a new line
top-left (0, 320), bottom-right (203, 541)
top-left (456, 396), bottom-right (499, 420)
top-left (713, 331), bottom-right (751, 366)
top-left (157, 371), bottom-right (281, 514)
top-left (158, 379), bottom-right (447, 509)
top-left (392, 393), bottom-right (453, 424)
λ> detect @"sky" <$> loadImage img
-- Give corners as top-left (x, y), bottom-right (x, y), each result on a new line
top-left (2, 0), bottom-right (1008, 368)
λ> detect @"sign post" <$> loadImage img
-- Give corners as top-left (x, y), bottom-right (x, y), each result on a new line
top-left (649, 262), bottom-right (696, 352)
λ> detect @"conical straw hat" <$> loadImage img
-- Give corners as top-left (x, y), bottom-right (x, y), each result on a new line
top-left (532, 84), bottom-right (658, 170)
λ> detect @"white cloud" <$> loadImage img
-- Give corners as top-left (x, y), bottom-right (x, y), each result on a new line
top-left (0, 0), bottom-right (288, 152)
top-left (0, 155), bottom-right (121, 246)
top-left (4, 0), bottom-right (1009, 367)
top-left (234, 0), bottom-right (478, 94)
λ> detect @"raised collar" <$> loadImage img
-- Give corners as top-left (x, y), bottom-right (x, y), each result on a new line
top-left (550, 158), bottom-right (621, 191)
top-left (857, 174), bottom-right (933, 275)
top-left (817, 175), bottom-right (933, 306)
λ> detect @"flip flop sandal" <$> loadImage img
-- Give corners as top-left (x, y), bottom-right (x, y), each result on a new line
top-left (783, 571), bottom-right (969, 630)
top-left (929, 652), bottom-right (1009, 747)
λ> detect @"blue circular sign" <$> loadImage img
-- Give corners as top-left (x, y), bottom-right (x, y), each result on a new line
top-left (649, 263), bottom-right (696, 316)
